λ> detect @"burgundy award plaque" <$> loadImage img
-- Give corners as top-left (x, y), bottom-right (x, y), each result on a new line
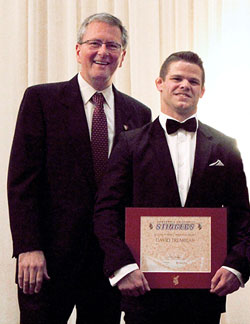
top-left (125, 208), bottom-right (227, 289)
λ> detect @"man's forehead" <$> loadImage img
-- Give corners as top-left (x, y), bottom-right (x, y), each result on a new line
top-left (86, 21), bottom-right (120, 32)
top-left (167, 61), bottom-right (203, 78)
top-left (169, 60), bottom-right (201, 71)
top-left (83, 21), bottom-right (122, 41)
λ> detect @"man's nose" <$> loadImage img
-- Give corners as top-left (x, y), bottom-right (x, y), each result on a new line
top-left (180, 79), bottom-right (190, 89)
top-left (97, 43), bottom-right (109, 55)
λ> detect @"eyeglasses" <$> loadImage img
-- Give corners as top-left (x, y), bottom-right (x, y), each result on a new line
top-left (79, 39), bottom-right (122, 52)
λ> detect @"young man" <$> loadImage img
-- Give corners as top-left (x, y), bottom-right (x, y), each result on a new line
top-left (94, 51), bottom-right (250, 324)
top-left (7, 13), bottom-right (151, 324)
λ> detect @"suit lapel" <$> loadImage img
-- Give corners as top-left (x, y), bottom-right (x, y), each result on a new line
top-left (59, 75), bottom-right (96, 192)
top-left (150, 119), bottom-right (182, 206)
top-left (185, 122), bottom-right (213, 206)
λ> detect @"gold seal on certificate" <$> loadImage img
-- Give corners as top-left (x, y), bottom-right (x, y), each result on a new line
top-left (125, 208), bottom-right (227, 288)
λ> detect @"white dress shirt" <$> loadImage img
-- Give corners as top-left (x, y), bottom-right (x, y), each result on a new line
top-left (159, 112), bottom-right (197, 207)
top-left (110, 112), bottom-right (243, 287)
top-left (77, 73), bottom-right (115, 156)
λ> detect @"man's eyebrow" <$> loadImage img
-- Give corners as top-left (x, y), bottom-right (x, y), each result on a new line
top-left (169, 74), bottom-right (182, 78)
top-left (170, 74), bottom-right (201, 82)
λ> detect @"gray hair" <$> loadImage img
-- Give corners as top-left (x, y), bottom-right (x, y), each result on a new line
top-left (77, 13), bottom-right (128, 49)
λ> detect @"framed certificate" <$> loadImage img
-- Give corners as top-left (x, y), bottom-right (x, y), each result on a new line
top-left (125, 208), bottom-right (227, 289)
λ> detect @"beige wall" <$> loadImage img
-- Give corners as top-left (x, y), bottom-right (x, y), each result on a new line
top-left (1, 1), bottom-right (250, 323)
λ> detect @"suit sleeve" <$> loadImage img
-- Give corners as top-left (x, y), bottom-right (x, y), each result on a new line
top-left (7, 87), bottom-right (46, 257)
top-left (223, 140), bottom-right (250, 282)
top-left (94, 133), bottom-right (136, 277)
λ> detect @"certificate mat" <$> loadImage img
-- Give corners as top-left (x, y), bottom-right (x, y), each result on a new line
top-left (125, 208), bottom-right (227, 289)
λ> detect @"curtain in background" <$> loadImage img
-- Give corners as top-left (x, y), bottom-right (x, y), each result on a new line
top-left (1, 1), bottom-right (249, 323)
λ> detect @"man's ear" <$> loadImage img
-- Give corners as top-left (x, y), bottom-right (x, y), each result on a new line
top-left (119, 50), bottom-right (126, 68)
top-left (155, 77), bottom-right (164, 92)
top-left (75, 43), bottom-right (82, 64)
top-left (200, 86), bottom-right (205, 98)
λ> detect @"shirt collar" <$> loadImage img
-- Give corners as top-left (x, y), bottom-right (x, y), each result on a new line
top-left (77, 73), bottom-right (113, 109)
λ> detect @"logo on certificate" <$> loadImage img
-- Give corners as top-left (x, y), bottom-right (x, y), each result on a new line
top-left (173, 275), bottom-right (180, 286)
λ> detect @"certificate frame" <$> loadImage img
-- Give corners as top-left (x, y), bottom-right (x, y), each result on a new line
top-left (125, 208), bottom-right (227, 289)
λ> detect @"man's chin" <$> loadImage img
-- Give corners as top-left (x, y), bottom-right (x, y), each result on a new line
top-left (175, 106), bottom-right (196, 117)
top-left (93, 74), bottom-right (111, 83)
top-left (91, 74), bottom-right (112, 90)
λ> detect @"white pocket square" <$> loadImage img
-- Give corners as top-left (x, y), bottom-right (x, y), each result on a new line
top-left (209, 160), bottom-right (224, 167)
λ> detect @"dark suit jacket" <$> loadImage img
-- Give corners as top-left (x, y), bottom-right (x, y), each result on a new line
top-left (94, 117), bottom-right (250, 312)
top-left (7, 75), bottom-right (151, 276)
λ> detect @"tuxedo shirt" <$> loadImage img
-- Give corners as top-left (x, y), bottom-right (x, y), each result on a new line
top-left (159, 112), bottom-right (197, 207)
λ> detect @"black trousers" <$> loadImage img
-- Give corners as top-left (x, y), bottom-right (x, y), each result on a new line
top-left (17, 261), bottom-right (121, 324)
top-left (124, 309), bottom-right (221, 324)
top-left (122, 289), bottom-right (223, 324)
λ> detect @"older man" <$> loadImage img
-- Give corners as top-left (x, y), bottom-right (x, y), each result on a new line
top-left (8, 13), bottom-right (151, 324)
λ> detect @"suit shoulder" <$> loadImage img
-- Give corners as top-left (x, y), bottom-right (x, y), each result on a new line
top-left (24, 75), bottom-right (78, 97)
top-left (25, 79), bottom-right (70, 95)
top-left (19, 77), bottom-right (78, 115)
top-left (199, 121), bottom-right (236, 146)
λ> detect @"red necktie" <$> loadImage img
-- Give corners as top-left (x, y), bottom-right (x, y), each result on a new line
top-left (91, 92), bottom-right (108, 185)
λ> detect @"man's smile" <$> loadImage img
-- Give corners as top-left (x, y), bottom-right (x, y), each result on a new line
top-left (93, 60), bottom-right (109, 65)
top-left (175, 92), bottom-right (191, 98)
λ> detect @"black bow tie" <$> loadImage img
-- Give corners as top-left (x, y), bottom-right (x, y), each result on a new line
top-left (166, 117), bottom-right (197, 134)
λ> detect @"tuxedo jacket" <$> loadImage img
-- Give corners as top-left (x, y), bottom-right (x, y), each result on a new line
top-left (94, 118), bottom-right (250, 312)
top-left (7, 75), bottom-right (151, 275)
